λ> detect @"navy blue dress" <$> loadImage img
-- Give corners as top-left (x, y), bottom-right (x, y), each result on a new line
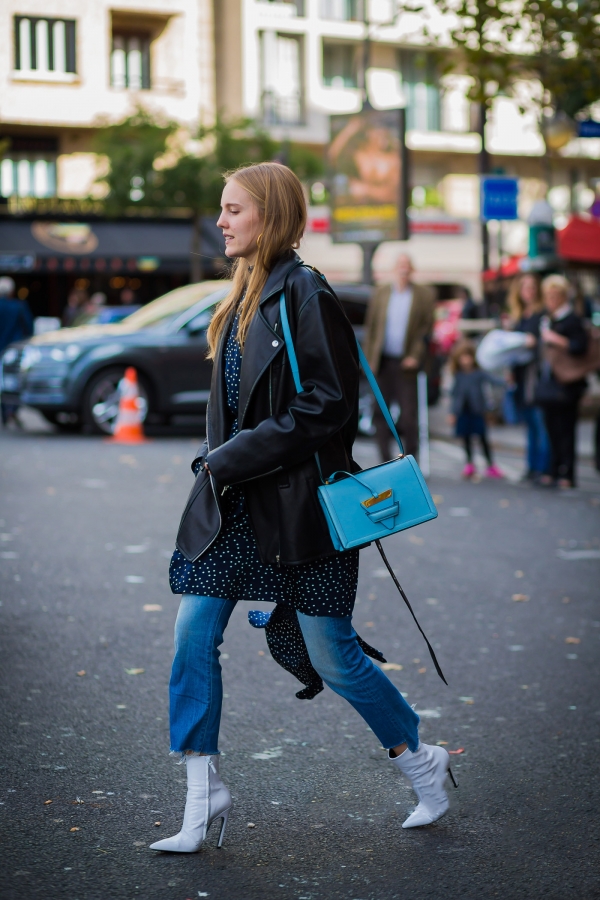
top-left (169, 314), bottom-right (359, 617)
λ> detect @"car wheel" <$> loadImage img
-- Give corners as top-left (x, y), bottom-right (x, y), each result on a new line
top-left (82, 367), bottom-right (150, 436)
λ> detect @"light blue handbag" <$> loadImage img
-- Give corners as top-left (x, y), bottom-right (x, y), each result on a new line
top-left (279, 291), bottom-right (446, 683)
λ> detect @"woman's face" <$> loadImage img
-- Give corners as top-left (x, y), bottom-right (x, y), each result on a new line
top-left (520, 276), bottom-right (538, 307)
top-left (543, 285), bottom-right (567, 314)
top-left (217, 179), bottom-right (263, 264)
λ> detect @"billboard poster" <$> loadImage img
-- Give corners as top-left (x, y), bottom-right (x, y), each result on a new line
top-left (327, 107), bottom-right (408, 244)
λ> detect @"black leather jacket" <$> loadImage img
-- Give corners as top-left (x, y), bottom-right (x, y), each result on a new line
top-left (188, 252), bottom-right (360, 565)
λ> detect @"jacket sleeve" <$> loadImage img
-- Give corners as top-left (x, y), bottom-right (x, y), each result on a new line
top-left (362, 287), bottom-right (384, 371)
top-left (406, 287), bottom-right (435, 363)
top-left (206, 290), bottom-right (359, 486)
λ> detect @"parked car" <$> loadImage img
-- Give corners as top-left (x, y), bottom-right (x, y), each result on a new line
top-left (0, 281), bottom-right (226, 434)
top-left (1, 278), bottom-right (455, 436)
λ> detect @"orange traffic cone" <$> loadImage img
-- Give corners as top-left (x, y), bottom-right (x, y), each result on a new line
top-left (108, 367), bottom-right (148, 443)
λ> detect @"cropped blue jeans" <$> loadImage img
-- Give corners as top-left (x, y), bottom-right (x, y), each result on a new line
top-left (169, 594), bottom-right (420, 756)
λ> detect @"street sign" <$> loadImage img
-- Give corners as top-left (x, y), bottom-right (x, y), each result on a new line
top-left (481, 177), bottom-right (519, 221)
top-left (578, 120), bottom-right (600, 138)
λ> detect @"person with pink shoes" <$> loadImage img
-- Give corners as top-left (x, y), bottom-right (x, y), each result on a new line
top-left (448, 341), bottom-right (504, 479)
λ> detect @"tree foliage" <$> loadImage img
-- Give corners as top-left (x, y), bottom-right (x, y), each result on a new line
top-left (92, 107), bottom-right (177, 215)
top-left (527, 0), bottom-right (600, 117)
top-left (431, 0), bottom-right (600, 118)
top-left (93, 109), bottom-right (324, 279)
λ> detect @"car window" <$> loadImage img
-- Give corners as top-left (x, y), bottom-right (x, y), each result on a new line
top-left (185, 309), bottom-right (213, 334)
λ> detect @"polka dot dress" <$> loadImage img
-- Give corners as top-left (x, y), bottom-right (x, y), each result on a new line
top-left (169, 312), bottom-right (359, 617)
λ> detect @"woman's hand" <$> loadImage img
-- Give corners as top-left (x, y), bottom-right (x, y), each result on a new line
top-left (524, 333), bottom-right (537, 348)
top-left (447, 414), bottom-right (456, 426)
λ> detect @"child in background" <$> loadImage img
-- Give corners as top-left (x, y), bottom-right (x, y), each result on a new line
top-left (448, 341), bottom-right (504, 479)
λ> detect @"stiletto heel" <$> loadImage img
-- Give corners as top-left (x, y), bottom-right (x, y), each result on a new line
top-left (216, 806), bottom-right (232, 848)
top-left (448, 766), bottom-right (458, 789)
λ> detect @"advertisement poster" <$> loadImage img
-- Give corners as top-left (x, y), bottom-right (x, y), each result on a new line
top-left (328, 107), bottom-right (408, 244)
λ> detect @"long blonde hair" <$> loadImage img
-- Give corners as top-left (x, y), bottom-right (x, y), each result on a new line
top-left (206, 162), bottom-right (307, 358)
top-left (506, 274), bottom-right (542, 321)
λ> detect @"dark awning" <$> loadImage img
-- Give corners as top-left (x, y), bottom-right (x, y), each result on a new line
top-left (0, 216), bottom-right (225, 274)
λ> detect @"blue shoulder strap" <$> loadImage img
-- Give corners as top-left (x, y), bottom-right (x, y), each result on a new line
top-left (278, 291), bottom-right (405, 457)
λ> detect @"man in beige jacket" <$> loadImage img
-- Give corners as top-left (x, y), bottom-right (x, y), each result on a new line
top-left (363, 254), bottom-right (435, 461)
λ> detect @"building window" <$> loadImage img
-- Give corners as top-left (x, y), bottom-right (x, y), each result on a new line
top-left (0, 137), bottom-right (58, 198)
top-left (261, 32), bottom-right (303, 126)
top-left (323, 43), bottom-right (358, 88)
top-left (14, 17), bottom-right (76, 75)
top-left (400, 52), bottom-right (440, 132)
top-left (320, 0), bottom-right (363, 21)
top-left (111, 34), bottom-right (151, 90)
top-left (265, 0), bottom-right (305, 13)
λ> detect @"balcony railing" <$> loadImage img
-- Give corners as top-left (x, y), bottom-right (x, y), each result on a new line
top-left (262, 90), bottom-right (304, 126)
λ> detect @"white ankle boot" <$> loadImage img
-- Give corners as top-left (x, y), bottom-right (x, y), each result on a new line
top-left (390, 742), bottom-right (455, 828)
top-left (150, 755), bottom-right (232, 852)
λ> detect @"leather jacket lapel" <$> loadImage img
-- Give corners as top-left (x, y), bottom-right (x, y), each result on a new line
top-left (238, 305), bottom-right (282, 429)
top-left (208, 313), bottom-right (233, 450)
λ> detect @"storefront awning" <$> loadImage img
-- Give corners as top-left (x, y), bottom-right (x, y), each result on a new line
top-left (0, 217), bottom-right (225, 274)
top-left (557, 216), bottom-right (600, 265)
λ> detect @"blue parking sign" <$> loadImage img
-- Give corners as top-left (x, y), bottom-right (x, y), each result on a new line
top-left (481, 177), bottom-right (519, 221)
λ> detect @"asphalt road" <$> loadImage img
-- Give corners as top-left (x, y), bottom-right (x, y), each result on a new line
top-left (1, 421), bottom-right (600, 900)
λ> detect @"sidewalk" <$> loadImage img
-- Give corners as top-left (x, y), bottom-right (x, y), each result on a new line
top-left (355, 395), bottom-right (599, 493)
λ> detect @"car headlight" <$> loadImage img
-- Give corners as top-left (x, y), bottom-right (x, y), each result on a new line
top-left (20, 346), bottom-right (42, 370)
top-left (20, 344), bottom-right (82, 369)
top-left (2, 347), bottom-right (19, 365)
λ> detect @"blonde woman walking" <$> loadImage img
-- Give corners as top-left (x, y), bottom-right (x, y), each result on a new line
top-left (151, 163), bottom-right (452, 854)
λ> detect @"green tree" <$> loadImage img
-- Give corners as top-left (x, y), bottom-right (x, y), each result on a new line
top-left (94, 111), bottom-right (323, 281)
top-left (526, 0), bottom-right (600, 118)
top-left (92, 107), bottom-right (177, 214)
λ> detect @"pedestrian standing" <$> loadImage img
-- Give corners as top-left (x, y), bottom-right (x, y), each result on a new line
top-left (151, 163), bottom-right (454, 855)
top-left (0, 276), bottom-right (33, 427)
top-left (506, 274), bottom-right (550, 480)
top-left (448, 341), bottom-right (504, 479)
top-left (536, 275), bottom-right (588, 489)
top-left (61, 288), bottom-right (87, 327)
top-left (363, 254), bottom-right (435, 461)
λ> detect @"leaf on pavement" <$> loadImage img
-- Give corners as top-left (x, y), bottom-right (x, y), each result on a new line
top-left (381, 663), bottom-right (403, 671)
top-left (70, 827), bottom-right (80, 832)
top-left (44, 800), bottom-right (52, 804)
top-left (512, 594), bottom-right (530, 602)
top-left (76, 670), bottom-right (86, 676)
top-left (143, 605), bottom-right (162, 612)
top-left (565, 637), bottom-right (580, 644)
top-left (448, 748), bottom-right (465, 755)
top-left (125, 668), bottom-right (145, 675)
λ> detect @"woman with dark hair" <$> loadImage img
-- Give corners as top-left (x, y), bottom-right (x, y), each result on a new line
top-left (537, 275), bottom-right (588, 489)
top-left (506, 274), bottom-right (550, 480)
top-left (150, 162), bottom-right (453, 854)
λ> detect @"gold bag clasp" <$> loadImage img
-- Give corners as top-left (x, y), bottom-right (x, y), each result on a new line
top-left (361, 489), bottom-right (392, 509)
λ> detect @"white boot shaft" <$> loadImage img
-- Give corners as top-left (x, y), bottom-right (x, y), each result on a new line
top-left (150, 755), bottom-right (232, 853)
top-left (391, 742), bottom-right (450, 828)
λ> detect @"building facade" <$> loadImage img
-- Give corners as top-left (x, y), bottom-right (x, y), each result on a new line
top-left (214, 0), bottom-right (600, 294)
top-left (0, 0), bottom-right (216, 316)
top-left (1, 0), bottom-right (215, 199)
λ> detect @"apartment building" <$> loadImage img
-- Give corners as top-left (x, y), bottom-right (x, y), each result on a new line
top-left (214, 0), bottom-right (600, 291)
top-left (1, 0), bottom-right (215, 198)
top-left (0, 0), bottom-right (216, 314)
